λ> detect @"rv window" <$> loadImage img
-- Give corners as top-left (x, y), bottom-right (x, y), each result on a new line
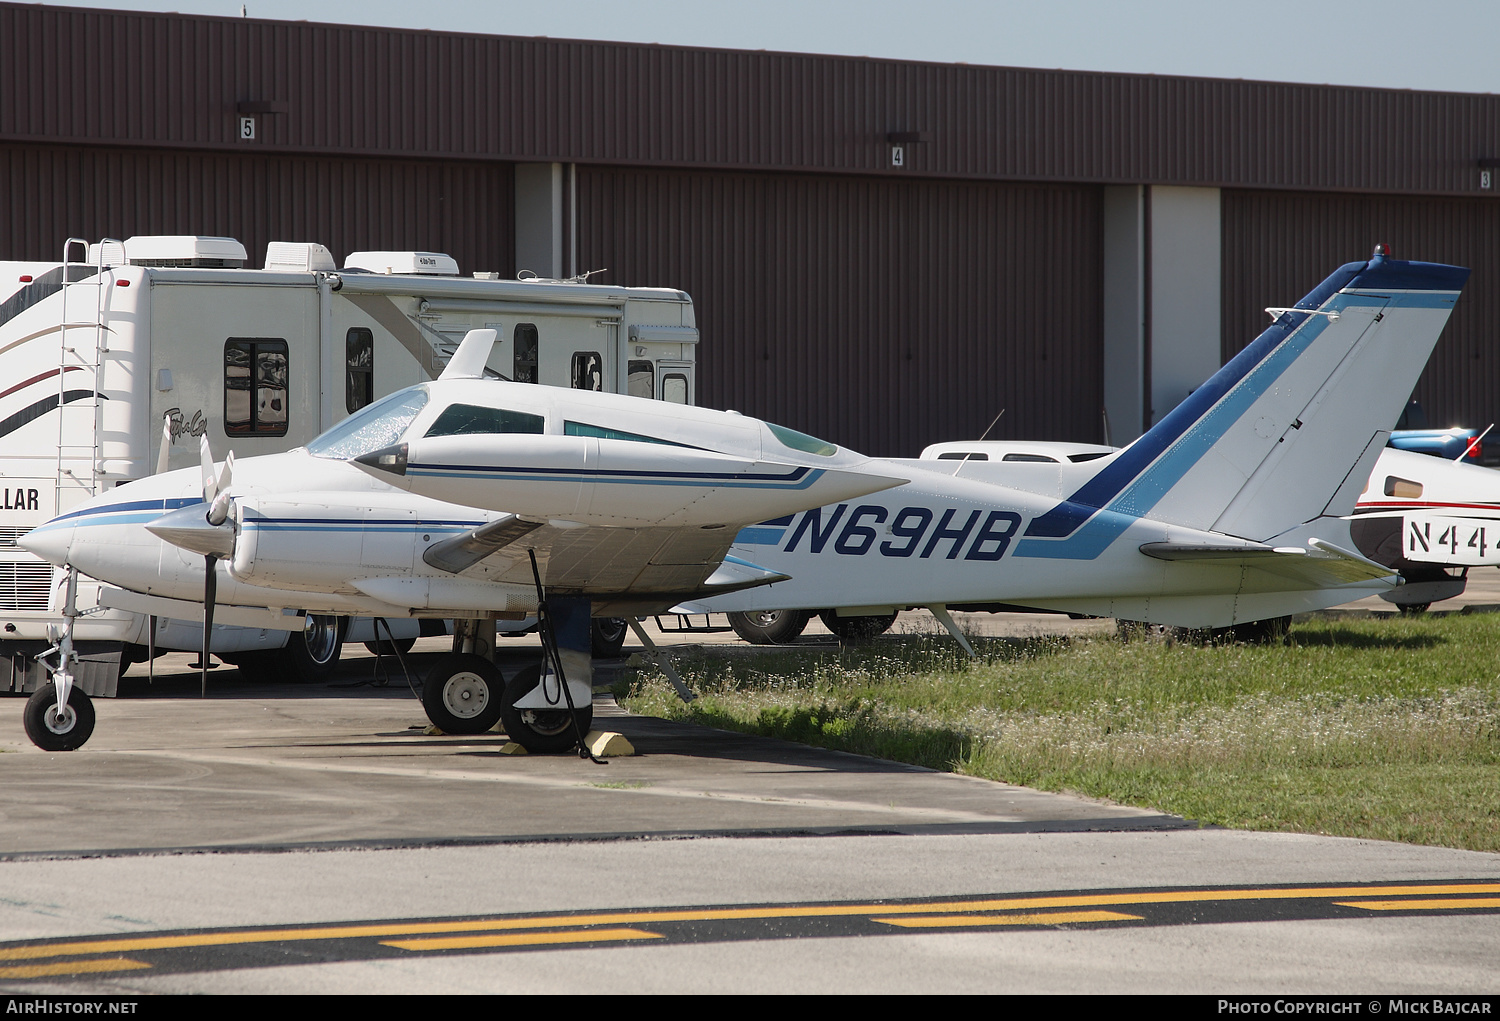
top-left (564, 421), bottom-right (686, 447)
top-left (425, 404), bottom-right (545, 437)
top-left (514, 324), bottom-right (539, 384)
top-left (307, 387), bottom-right (428, 459)
top-left (346, 328), bottom-right (374, 413)
top-left (571, 352), bottom-right (603, 391)
top-left (628, 360), bottom-right (654, 399)
top-left (224, 338), bottom-right (289, 436)
top-left (663, 373), bottom-right (689, 405)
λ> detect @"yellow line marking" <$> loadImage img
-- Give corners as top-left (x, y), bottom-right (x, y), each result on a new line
top-left (383, 927), bottom-right (663, 951)
top-left (1337, 898), bottom-right (1500, 912)
top-left (875, 910), bottom-right (1143, 928)
top-left (0, 958), bottom-right (151, 979)
top-left (4, 883), bottom-right (1496, 962)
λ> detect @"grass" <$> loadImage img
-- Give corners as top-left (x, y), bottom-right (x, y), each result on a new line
top-left (616, 614), bottom-right (1500, 851)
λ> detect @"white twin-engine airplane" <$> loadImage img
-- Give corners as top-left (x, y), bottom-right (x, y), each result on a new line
top-left (19, 249), bottom-right (1469, 754)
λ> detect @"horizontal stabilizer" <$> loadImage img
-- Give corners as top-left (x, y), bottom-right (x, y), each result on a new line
top-left (1139, 538), bottom-right (1394, 588)
top-left (699, 555), bottom-right (791, 593)
top-left (422, 513), bottom-right (543, 573)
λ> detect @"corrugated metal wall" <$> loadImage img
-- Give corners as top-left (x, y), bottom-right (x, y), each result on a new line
top-left (579, 167), bottom-right (1103, 457)
top-left (0, 144), bottom-right (514, 272)
top-left (3, 3), bottom-right (1499, 196)
top-left (1222, 189), bottom-right (1500, 428)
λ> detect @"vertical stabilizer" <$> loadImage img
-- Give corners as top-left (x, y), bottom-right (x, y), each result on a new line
top-left (1014, 250), bottom-right (1468, 558)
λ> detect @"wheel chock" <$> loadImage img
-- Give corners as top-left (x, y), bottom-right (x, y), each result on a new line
top-left (499, 741), bottom-right (529, 755)
top-left (586, 730), bottom-right (635, 757)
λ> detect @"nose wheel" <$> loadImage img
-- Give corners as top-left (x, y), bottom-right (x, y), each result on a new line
top-left (23, 684), bottom-right (95, 751)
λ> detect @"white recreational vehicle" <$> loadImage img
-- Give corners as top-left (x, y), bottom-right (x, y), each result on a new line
top-left (0, 235), bottom-right (698, 695)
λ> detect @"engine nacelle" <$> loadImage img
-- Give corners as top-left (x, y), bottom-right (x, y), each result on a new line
top-left (231, 496), bottom-right (418, 589)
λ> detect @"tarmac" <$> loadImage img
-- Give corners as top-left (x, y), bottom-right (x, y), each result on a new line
top-left (0, 577), bottom-right (1496, 992)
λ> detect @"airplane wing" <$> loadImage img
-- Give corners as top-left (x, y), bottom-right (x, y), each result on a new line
top-left (1138, 538), bottom-right (1395, 587)
top-left (423, 517), bottom-right (790, 613)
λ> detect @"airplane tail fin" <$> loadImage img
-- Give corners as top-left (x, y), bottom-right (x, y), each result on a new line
top-left (1014, 249), bottom-right (1468, 559)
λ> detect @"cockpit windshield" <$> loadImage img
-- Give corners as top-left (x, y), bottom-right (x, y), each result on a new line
top-left (306, 387), bottom-right (429, 459)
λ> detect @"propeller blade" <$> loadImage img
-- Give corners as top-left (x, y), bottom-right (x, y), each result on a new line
top-left (155, 414), bottom-right (172, 475)
top-left (200, 435), bottom-right (218, 504)
top-left (201, 554), bottom-right (217, 699)
top-left (206, 451), bottom-right (235, 526)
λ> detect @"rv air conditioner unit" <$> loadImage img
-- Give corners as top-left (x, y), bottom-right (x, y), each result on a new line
top-left (343, 251), bottom-right (460, 276)
top-left (124, 235), bottom-right (248, 269)
top-left (264, 242), bottom-right (338, 273)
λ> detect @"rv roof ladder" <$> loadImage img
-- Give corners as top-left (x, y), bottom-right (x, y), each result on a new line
top-left (53, 238), bottom-right (114, 511)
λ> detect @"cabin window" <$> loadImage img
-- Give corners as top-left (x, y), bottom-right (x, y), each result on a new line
top-left (767, 422), bottom-right (837, 457)
top-left (564, 421), bottom-right (686, 447)
top-left (937, 452), bottom-right (987, 461)
top-left (1002, 453), bottom-right (1059, 463)
top-left (224, 338), bottom-right (289, 436)
top-left (662, 372), bottom-right (689, 405)
top-left (514, 324), bottom-right (539, 384)
top-left (425, 404), bottom-right (545, 437)
top-left (346, 328), bottom-right (374, 413)
top-left (628, 359), bottom-right (654, 399)
top-left (1384, 476), bottom-right (1424, 499)
top-left (571, 352), bottom-right (603, 391)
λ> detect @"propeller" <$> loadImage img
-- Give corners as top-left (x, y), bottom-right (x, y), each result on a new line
top-left (144, 436), bottom-right (240, 697)
top-left (196, 436), bottom-right (234, 697)
top-left (155, 413), bottom-right (171, 475)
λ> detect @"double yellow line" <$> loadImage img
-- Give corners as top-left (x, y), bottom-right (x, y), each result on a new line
top-left (4, 882), bottom-right (1497, 978)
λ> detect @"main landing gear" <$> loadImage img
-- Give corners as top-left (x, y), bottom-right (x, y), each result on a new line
top-left (420, 558), bottom-right (598, 756)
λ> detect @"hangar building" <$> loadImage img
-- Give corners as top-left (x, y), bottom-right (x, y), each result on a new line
top-left (3, 2), bottom-right (1498, 455)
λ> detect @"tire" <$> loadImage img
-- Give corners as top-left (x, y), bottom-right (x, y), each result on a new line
top-left (1397, 602), bottom-right (1431, 617)
top-left (817, 610), bottom-right (897, 643)
top-left (364, 637), bottom-right (417, 657)
top-left (281, 614), bottom-right (346, 682)
top-left (23, 684), bottom-right (96, 751)
top-left (499, 663), bottom-right (592, 754)
top-left (591, 618), bottom-right (629, 658)
top-left (727, 609), bottom-right (811, 645)
top-left (421, 652), bottom-right (505, 735)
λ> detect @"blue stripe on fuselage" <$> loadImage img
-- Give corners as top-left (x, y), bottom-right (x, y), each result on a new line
top-left (405, 463), bottom-right (823, 490)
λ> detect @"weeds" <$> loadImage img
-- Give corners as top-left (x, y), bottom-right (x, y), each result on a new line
top-left (618, 615), bottom-right (1500, 850)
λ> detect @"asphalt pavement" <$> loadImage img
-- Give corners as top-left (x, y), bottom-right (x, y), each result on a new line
top-left (0, 582), bottom-right (1497, 994)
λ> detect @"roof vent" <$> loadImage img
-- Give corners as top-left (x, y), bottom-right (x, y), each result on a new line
top-left (124, 236), bottom-right (247, 269)
top-left (265, 241), bottom-right (337, 273)
top-left (85, 240), bottom-right (127, 267)
top-left (343, 251), bottom-right (460, 276)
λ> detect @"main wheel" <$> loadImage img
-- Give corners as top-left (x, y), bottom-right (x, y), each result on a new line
top-left (591, 618), bottom-right (629, 657)
top-left (281, 614), bottom-right (346, 682)
top-left (727, 609), bottom-right (811, 645)
top-left (499, 663), bottom-right (592, 754)
top-left (421, 653), bottom-right (505, 735)
top-left (818, 610), bottom-right (897, 643)
top-left (24, 684), bottom-right (96, 751)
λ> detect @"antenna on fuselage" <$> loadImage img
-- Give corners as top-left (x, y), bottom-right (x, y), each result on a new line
top-left (952, 408), bottom-right (1005, 477)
